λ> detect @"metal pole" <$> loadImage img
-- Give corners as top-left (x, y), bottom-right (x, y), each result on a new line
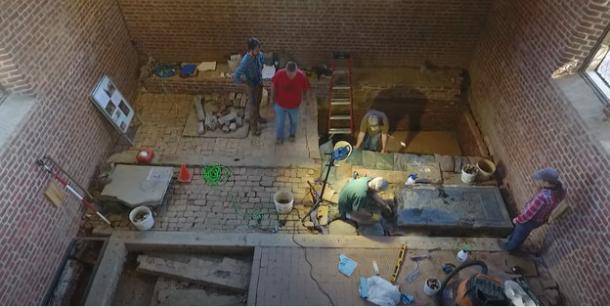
top-left (36, 158), bottom-right (112, 225)
top-left (302, 157), bottom-right (335, 222)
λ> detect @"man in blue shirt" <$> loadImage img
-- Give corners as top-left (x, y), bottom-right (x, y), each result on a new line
top-left (233, 37), bottom-right (266, 136)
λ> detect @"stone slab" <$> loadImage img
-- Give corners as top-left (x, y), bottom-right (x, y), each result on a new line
top-left (137, 255), bottom-right (251, 291)
top-left (393, 153), bottom-right (442, 183)
top-left (329, 152), bottom-right (441, 187)
top-left (396, 185), bottom-right (512, 236)
top-left (100, 164), bottom-right (173, 208)
top-left (362, 150), bottom-right (395, 170)
top-left (351, 166), bottom-right (409, 184)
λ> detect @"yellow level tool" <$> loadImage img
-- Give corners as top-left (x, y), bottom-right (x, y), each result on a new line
top-left (390, 244), bottom-right (407, 283)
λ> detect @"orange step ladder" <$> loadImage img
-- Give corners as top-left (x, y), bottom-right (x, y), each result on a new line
top-left (327, 52), bottom-right (354, 136)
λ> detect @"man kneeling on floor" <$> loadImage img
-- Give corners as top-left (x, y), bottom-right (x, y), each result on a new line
top-left (355, 109), bottom-right (390, 153)
top-left (330, 177), bottom-right (393, 227)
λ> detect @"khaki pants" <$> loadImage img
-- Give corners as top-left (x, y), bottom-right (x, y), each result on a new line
top-left (247, 83), bottom-right (263, 132)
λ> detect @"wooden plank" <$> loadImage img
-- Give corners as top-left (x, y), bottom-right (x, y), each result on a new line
top-left (44, 179), bottom-right (65, 207)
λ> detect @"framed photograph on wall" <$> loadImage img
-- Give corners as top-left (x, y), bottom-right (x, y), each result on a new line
top-left (89, 75), bottom-right (135, 145)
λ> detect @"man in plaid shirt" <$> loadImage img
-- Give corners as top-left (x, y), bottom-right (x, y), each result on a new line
top-left (502, 168), bottom-right (567, 252)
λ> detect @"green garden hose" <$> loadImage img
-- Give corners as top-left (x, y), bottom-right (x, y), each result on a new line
top-left (202, 163), bottom-right (232, 186)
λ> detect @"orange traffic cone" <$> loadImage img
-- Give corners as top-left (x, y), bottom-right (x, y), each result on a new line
top-left (177, 164), bottom-right (192, 183)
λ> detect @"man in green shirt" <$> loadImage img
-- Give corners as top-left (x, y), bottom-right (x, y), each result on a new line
top-left (355, 109), bottom-right (390, 153)
top-left (335, 176), bottom-right (392, 225)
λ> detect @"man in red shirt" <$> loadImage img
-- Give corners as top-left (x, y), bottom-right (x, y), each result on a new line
top-left (271, 62), bottom-right (311, 144)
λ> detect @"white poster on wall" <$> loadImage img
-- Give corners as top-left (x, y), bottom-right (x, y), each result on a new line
top-left (89, 75), bottom-right (135, 143)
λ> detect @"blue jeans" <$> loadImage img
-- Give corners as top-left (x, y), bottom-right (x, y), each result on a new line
top-left (503, 220), bottom-right (542, 252)
top-left (363, 133), bottom-right (381, 151)
top-left (274, 103), bottom-right (299, 140)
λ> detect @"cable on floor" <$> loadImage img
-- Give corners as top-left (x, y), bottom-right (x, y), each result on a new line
top-left (291, 203), bottom-right (335, 305)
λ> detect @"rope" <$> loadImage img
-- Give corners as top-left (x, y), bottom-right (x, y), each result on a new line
top-left (229, 195), bottom-right (267, 229)
top-left (202, 163), bottom-right (232, 186)
top-left (290, 200), bottom-right (335, 305)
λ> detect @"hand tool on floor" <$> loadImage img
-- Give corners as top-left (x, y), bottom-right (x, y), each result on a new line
top-left (405, 261), bottom-right (420, 283)
top-left (390, 244), bottom-right (407, 283)
top-left (36, 156), bottom-right (111, 225)
top-left (405, 254), bottom-right (432, 283)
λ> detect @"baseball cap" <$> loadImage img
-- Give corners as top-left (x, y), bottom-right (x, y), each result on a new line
top-left (368, 177), bottom-right (389, 192)
top-left (532, 167), bottom-right (560, 184)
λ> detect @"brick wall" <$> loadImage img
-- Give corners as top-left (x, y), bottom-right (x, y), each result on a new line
top-left (351, 68), bottom-right (465, 132)
top-left (0, 0), bottom-right (139, 304)
top-left (142, 75), bottom-right (330, 98)
top-left (117, 0), bottom-right (492, 67)
top-left (469, 0), bottom-right (610, 304)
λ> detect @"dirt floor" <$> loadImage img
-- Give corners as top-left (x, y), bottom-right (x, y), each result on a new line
top-left (386, 130), bottom-right (462, 155)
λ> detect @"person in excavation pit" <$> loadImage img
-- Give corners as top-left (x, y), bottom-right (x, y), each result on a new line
top-left (329, 176), bottom-right (393, 226)
top-left (502, 167), bottom-right (567, 252)
top-left (233, 37), bottom-right (267, 136)
top-left (355, 109), bottom-right (390, 153)
top-left (271, 61), bottom-right (311, 145)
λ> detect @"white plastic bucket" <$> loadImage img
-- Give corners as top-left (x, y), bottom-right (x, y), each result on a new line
top-left (476, 159), bottom-right (496, 181)
top-left (461, 165), bottom-right (478, 184)
top-left (129, 206), bottom-right (155, 231)
top-left (273, 190), bottom-right (294, 214)
top-left (423, 278), bottom-right (441, 296)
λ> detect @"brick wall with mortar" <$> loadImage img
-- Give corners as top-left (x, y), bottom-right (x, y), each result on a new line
top-left (117, 0), bottom-right (492, 68)
top-left (350, 68), bottom-right (465, 132)
top-left (142, 76), bottom-right (330, 97)
top-left (0, 0), bottom-right (139, 304)
top-left (469, 0), bottom-right (610, 304)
